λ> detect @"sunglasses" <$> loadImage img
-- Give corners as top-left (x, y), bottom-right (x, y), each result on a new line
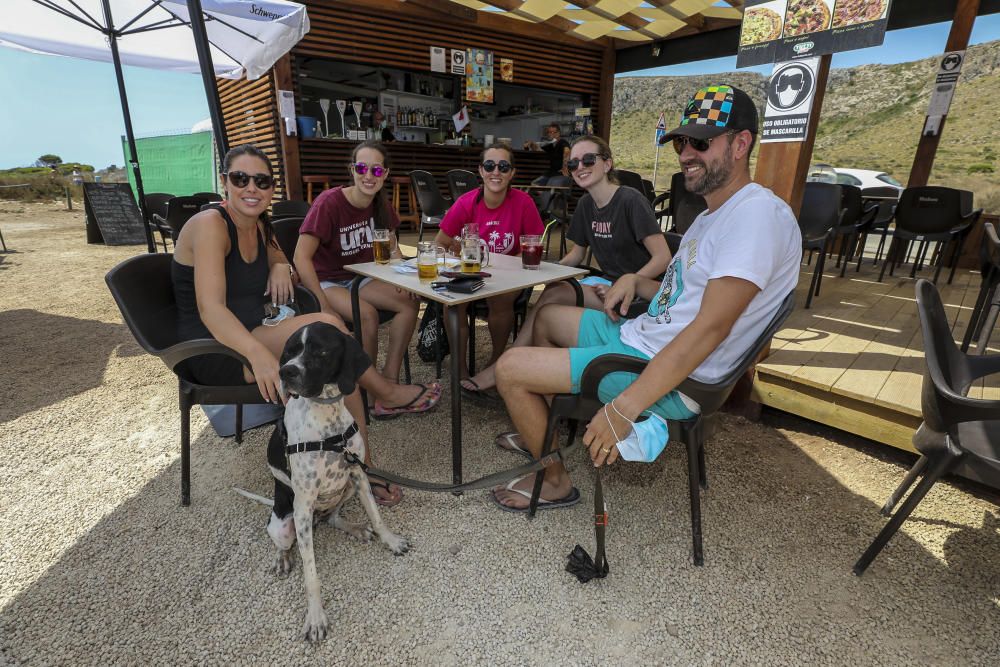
top-left (481, 160), bottom-right (513, 174)
top-left (352, 162), bottom-right (387, 178)
top-left (671, 131), bottom-right (737, 155)
top-left (225, 171), bottom-right (274, 189)
top-left (566, 153), bottom-right (606, 172)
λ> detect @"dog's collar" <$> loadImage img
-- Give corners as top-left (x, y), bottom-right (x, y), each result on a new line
top-left (290, 393), bottom-right (343, 405)
top-left (285, 422), bottom-right (360, 455)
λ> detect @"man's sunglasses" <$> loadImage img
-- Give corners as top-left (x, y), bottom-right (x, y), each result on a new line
top-left (671, 131), bottom-right (736, 155)
top-left (352, 162), bottom-right (387, 178)
top-left (566, 153), bottom-right (606, 172)
top-left (225, 171), bottom-right (274, 189)
top-left (481, 160), bottom-right (513, 173)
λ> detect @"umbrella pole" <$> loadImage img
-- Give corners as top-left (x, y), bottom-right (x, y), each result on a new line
top-left (187, 0), bottom-right (229, 166)
top-left (100, 0), bottom-right (155, 254)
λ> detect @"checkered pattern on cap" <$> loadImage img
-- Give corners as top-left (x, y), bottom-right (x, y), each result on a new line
top-left (679, 85), bottom-right (735, 128)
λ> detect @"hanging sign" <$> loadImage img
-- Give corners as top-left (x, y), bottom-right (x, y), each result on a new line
top-left (926, 50), bottom-right (965, 117)
top-left (499, 58), bottom-right (514, 82)
top-left (453, 106), bottom-right (470, 132)
top-left (737, 0), bottom-right (894, 68)
top-left (654, 111), bottom-right (666, 148)
top-left (465, 48), bottom-right (494, 103)
top-left (761, 57), bottom-right (820, 143)
top-left (430, 46), bottom-right (447, 73)
top-left (450, 48), bottom-right (466, 75)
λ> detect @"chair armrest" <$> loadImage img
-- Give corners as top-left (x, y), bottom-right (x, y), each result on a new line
top-left (967, 352), bottom-right (1000, 382)
top-left (160, 338), bottom-right (250, 374)
top-left (579, 354), bottom-right (649, 397)
top-left (651, 192), bottom-right (670, 209)
top-left (294, 285), bottom-right (320, 314)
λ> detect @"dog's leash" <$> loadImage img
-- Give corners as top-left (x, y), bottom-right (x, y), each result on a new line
top-left (342, 441), bottom-right (582, 494)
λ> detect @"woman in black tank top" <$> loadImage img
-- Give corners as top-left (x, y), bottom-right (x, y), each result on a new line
top-left (170, 144), bottom-right (441, 506)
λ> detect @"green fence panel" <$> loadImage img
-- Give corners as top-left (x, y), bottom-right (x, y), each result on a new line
top-left (121, 131), bottom-right (217, 199)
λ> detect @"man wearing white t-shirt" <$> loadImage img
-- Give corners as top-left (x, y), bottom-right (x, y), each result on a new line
top-left (491, 84), bottom-right (802, 512)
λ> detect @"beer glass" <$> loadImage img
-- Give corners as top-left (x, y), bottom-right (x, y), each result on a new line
top-left (373, 228), bottom-right (391, 265)
top-left (417, 241), bottom-right (444, 281)
top-left (520, 234), bottom-right (542, 270)
top-left (461, 236), bottom-right (490, 273)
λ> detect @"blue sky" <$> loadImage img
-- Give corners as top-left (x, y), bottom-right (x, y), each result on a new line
top-left (1, 14), bottom-right (999, 170)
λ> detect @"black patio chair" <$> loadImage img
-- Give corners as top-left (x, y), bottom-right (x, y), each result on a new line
top-left (271, 216), bottom-right (305, 262)
top-left (854, 279), bottom-right (1000, 575)
top-left (877, 186), bottom-right (981, 285)
top-left (410, 170), bottom-right (452, 243)
top-left (272, 200), bottom-right (311, 219)
top-left (655, 172), bottom-right (707, 234)
top-left (961, 223), bottom-right (1000, 353)
top-left (446, 169), bottom-right (478, 202)
top-left (104, 253), bottom-right (320, 506)
top-left (615, 169), bottom-right (646, 197)
top-left (529, 291), bottom-right (797, 565)
top-left (854, 198), bottom-right (897, 270)
top-left (798, 182), bottom-right (843, 309)
top-left (832, 185), bottom-right (879, 278)
top-left (193, 191), bottom-right (223, 202)
top-left (641, 179), bottom-right (656, 205)
top-left (154, 196), bottom-right (206, 242)
top-left (536, 175), bottom-right (573, 260)
top-left (144, 192), bottom-right (175, 252)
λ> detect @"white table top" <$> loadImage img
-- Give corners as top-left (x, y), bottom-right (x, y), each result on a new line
top-left (346, 252), bottom-right (589, 306)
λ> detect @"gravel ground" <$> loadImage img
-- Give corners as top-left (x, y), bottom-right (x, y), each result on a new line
top-left (1, 201), bottom-right (999, 665)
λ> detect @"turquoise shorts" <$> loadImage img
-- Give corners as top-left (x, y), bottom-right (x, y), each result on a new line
top-left (568, 310), bottom-right (698, 421)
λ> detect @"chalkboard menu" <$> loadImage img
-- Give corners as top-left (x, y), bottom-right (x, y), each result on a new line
top-left (737, 0), bottom-right (893, 68)
top-left (83, 183), bottom-right (146, 245)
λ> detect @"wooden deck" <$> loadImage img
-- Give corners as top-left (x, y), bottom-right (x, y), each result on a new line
top-left (753, 251), bottom-right (998, 453)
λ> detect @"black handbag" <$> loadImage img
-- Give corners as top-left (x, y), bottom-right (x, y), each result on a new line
top-left (416, 301), bottom-right (449, 362)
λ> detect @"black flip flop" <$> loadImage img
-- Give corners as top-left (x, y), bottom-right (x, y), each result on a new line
top-left (460, 378), bottom-right (502, 406)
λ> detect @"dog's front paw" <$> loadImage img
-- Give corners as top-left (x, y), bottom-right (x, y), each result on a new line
top-left (272, 549), bottom-right (294, 577)
top-left (302, 605), bottom-right (329, 642)
top-left (382, 532), bottom-right (410, 555)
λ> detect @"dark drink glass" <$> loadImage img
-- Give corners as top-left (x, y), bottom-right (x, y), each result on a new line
top-left (520, 235), bottom-right (542, 270)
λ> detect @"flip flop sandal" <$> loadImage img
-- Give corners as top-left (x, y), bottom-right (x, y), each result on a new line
top-left (460, 378), bottom-right (502, 406)
top-left (490, 475), bottom-right (581, 514)
top-left (372, 383), bottom-right (442, 420)
top-left (368, 475), bottom-right (403, 507)
top-left (494, 431), bottom-right (533, 460)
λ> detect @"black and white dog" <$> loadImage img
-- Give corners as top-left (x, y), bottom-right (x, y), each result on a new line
top-left (266, 322), bottom-right (409, 642)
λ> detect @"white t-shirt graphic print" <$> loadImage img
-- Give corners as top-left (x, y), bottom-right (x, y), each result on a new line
top-left (620, 182), bottom-right (801, 384)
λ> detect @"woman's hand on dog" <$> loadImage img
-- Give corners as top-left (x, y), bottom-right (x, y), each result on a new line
top-left (249, 346), bottom-right (285, 404)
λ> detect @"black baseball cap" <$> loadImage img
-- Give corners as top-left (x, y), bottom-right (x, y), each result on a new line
top-left (660, 84), bottom-right (759, 144)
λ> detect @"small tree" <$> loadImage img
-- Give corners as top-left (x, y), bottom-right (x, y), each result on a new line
top-left (36, 154), bottom-right (63, 168)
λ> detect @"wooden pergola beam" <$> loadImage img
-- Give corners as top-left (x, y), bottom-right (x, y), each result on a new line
top-left (906, 0), bottom-right (981, 187)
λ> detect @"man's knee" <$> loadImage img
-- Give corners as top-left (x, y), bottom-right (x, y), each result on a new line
top-left (495, 348), bottom-right (529, 390)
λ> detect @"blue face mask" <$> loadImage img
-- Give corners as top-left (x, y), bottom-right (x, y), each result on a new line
top-left (614, 413), bottom-right (670, 463)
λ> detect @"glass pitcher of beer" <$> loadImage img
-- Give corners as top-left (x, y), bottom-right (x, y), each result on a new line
top-left (417, 241), bottom-right (444, 281)
top-left (373, 228), bottom-right (391, 265)
top-left (460, 226), bottom-right (490, 273)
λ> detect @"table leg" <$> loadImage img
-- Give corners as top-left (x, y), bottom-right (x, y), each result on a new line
top-left (446, 304), bottom-right (463, 489)
top-left (350, 276), bottom-right (369, 425)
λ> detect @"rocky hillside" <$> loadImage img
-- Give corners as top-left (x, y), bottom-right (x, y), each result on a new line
top-left (610, 40), bottom-right (1000, 211)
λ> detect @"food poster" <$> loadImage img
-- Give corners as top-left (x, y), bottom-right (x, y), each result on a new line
top-left (465, 48), bottom-right (494, 104)
top-left (737, 0), bottom-right (892, 68)
top-left (499, 58), bottom-right (514, 83)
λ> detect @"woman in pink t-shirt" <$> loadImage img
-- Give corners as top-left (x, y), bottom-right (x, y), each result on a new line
top-left (435, 143), bottom-right (544, 388)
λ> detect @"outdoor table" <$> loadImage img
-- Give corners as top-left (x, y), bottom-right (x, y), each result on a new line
top-left (347, 253), bottom-right (588, 486)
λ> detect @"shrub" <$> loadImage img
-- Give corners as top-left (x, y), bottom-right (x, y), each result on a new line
top-left (967, 163), bottom-right (995, 174)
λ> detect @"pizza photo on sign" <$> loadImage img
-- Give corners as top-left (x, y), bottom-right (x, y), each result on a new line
top-left (783, 0), bottom-right (832, 37)
top-left (832, 0), bottom-right (888, 28)
top-left (740, 5), bottom-right (784, 46)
